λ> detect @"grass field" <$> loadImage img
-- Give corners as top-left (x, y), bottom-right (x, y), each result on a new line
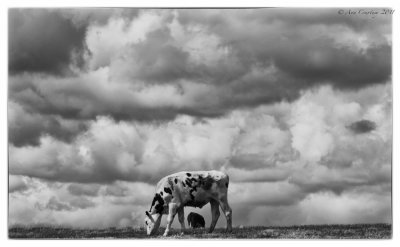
top-left (9, 223), bottom-right (391, 239)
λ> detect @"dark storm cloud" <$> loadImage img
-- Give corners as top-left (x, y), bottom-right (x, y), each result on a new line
top-left (347, 119), bottom-right (377, 134)
top-left (9, 101), bottom-right (87, 147)
top-left (9, 9), bottom-right (86, 75)
top-left (267, 42), bottom-right (391, 89)
top-left (9, 114), bottom-right (87, 147)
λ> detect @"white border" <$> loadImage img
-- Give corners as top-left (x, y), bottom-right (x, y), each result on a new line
top-left (1, 1), bottom-right (399, 247)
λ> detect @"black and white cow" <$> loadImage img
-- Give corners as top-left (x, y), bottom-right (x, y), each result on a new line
top-left (187, 212), bottom-right (205, 228)
top-left (144, 170), bottom-right (232, 236)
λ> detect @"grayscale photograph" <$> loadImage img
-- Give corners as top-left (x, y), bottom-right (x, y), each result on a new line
top-left (8, 7), bottom-right (392, 239)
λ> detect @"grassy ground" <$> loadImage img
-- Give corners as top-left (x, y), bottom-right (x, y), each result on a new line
top-left (9, 223), bottom-right (391, 239)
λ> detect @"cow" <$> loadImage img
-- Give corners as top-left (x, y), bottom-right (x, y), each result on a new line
top-left (144, 170), bottom-right (232, 236)
top-left (187, 212), bottom-right (205, 228)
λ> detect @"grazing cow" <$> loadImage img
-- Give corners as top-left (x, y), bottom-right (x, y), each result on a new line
top-left (144, 170), bottom-right (232, 236)
top-left (187, 212), bottom-right (205, 228)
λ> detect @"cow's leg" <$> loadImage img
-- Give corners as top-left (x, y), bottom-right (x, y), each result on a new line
top-left (219, 197), bottom-right (232, 232)
top-left (177, 207), bottom-right (186, 233)
top-left (209, 199), bottom-right (220, 233)
top-left (163, 203), bottom-right (178, 237)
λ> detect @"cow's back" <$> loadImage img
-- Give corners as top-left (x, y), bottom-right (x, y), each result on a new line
top-left (155, 170), bottom-right (229, 208)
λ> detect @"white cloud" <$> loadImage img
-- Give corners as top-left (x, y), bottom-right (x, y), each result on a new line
top-left (86, 10), bottom-right (169, 69)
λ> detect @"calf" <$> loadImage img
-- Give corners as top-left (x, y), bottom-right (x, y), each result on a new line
top-left (187, 212), bottom-right (205, 228)
top-left (144, 170), bottom-right (232, 236)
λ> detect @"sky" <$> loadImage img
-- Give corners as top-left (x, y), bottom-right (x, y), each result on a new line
top-left (8, 8), bottom-right (392, 228)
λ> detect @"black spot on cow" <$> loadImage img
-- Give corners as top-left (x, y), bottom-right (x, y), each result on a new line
top-left (174, 178), bottom-right (178, 184)
top-left (160, 191), bottom-right (163, 196)
top-left (189, 187), bottom-right (197, 201)
top-left (225, 182), bottom-right (229, 188)
top-left (201, 177), bottom-right (213, 190)
top-left (182, 181), bottom-right (186, 187)
top-left (155, 201), bottom-right (164, 214)
top-left (185, 178), bottom-right (193, 187)
top-left (190, 178), bottom-right (197, 183)
top-left (150, 193), bottom-right (164, 214)
top-left (186, 173), bottom-right (192, 177)
top-left (164, 187), bottom-right (173, 195)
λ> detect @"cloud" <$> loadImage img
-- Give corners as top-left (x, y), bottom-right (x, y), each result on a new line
top-left (9, 9), bottom-right (87, 75)
top-left (86, 10), bottom-right (174, 70)
top-left (67, 183), bottom-right (100, 197)
top-left (299, 190), bottom-right (391, 225)
top-left (347, 119), bottom-right (377, 134)
top-left (229, 182), bottom-right (306, 206)
top-left (105, 183), bottom-right (128, 197)
top-left (44, 196), bottom-right (73, 211)
top-left (69, 197), bottom-right (96, 209)
top-left (9, 175), bottom-right (28, 193)
top-left (8, 101), bottom-right (87, 147)
top-left (59, 8), bottom-right (140, 29)
top-left (9, 178), bottom-right (153, 228)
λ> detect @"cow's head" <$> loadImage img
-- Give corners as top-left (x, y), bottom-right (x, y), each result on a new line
top-left (144, 193), bottom-right (165, 235)
top-left (144, 211), bottom-right (162, 235)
